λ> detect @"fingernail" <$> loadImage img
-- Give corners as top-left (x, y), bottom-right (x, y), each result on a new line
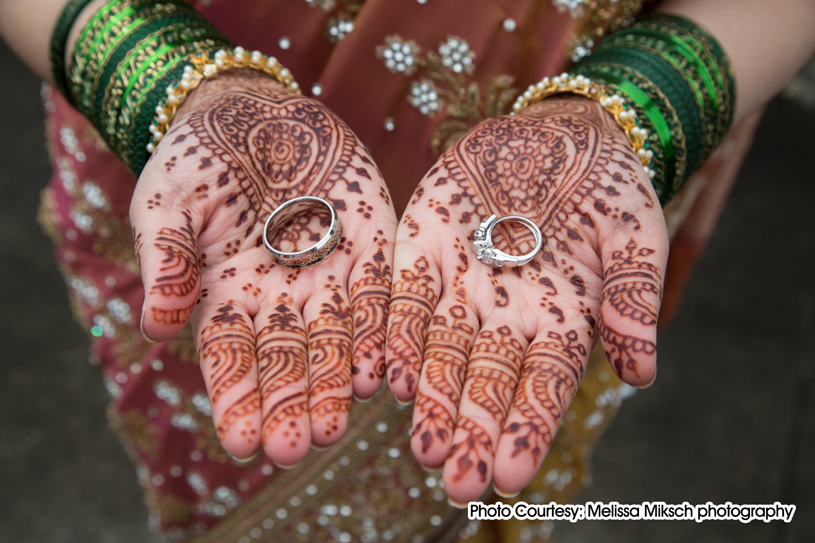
top-left (311, 443), bottom-right (331, 452)
top-left (493, 485), bottom-right (520, 499)
top-left (139, 303), bottom-right (158, 344)
top-left (633, 365), bottom-right (658, 389)
top-left (353, 394), bottom-right (372, 404)
top-left (420, 462), bottom-right (442, 473)
top-left (448, 497), bottom-right (469, 509)
top-left (228, 451), bottom-right (259, 464)
top-left (395, 396), bottom-right (414, 406)
top-left (272, 459), bottom-right (300, 470)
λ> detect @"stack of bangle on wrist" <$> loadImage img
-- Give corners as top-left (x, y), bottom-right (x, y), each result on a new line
top-left (50, 0), bottom-right (301, 175)
top-left (514, 14), bottom-right (735, 205)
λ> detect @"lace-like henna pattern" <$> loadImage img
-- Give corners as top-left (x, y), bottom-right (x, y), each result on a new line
top-left (395, 97), bottom-right (664, 498)
top-left (307, 280), bottom-right (353, 444)
top-left (597, 239), bottom-right (661, 379)
top-left (349, 248), bottom-right (392, 385)
top-left (412, 304), bottom-right (473, 455)
top-left (147, 210), bottom-right (200, 326)
top-left (410, 237), bottom-right (476, 462)
top-left (446, 326), bottom-right (524, 482)
top-left (183, 90), bottom-right (360, 240)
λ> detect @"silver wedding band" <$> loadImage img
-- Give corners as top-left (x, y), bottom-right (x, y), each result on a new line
top-left (263, 196), bottom-right (342, 269)
top-left (473, 214), bottom-right (543, 267)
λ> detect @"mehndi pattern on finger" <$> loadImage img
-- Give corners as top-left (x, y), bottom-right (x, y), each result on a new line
top-left (256, 293), bottom-right (309, 447)
top-left (307, 278), bottom-right (354, 443)
top-left (387, 257), bottom-right (439, 395)
top-left (147, 209), bottom-right (200, 326)
top-left (503, 330), bottom-right (586, 466)
top-left (198, 304), bottom-right (261, 444)
top-left (349, 246), bottom-right (392, 384)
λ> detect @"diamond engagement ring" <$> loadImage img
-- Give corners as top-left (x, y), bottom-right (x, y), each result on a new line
top-left (472, 214), bottom-right (543, 267)
top-left (263, 196), bottom-right (343, 269)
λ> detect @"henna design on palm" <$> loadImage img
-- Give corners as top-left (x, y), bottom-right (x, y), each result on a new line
top-left (131, 71), bottom-right (395, 462)
top-left (387, 97), bottom-right (668, 502)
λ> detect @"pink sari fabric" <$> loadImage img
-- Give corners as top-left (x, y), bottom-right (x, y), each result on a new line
top-left (39, 1), bottom-right (749, 541)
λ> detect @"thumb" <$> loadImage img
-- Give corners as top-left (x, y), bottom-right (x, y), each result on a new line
top-left (598, 234), bottom-right (668, 388)
top-left (132, 200), bottom-right (202, 343)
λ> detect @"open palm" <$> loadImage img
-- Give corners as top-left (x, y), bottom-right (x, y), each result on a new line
top-left (131, 72), bottom-right (396, 467)
top-left (385, 97), bottom-right (668, 502)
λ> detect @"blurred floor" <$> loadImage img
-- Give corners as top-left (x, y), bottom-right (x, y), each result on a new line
top-left (1, 39), bottom-right (813, 543)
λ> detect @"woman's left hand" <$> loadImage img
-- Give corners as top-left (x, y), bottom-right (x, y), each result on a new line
top-left (385, 97), bottom-right (669, 502)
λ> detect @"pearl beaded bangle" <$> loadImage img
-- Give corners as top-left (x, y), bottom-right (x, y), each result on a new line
top-left (511, 73), bottom-right (655, 180)
top-left (147, 47), bottom-right (301, 154)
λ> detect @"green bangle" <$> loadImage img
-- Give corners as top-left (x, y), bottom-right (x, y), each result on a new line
top-left (643, 13), bottom-right (737, 125)
top-left (66, 0), bottom-right (233, 173)
top-left (573, 13), bottom-right (735, 203)
top-left (50, 0), bottom-right (97, 103)
top-left (575, 63), bottom-right (688, 202)
top-left (581, 47), bottom-right (703, 181)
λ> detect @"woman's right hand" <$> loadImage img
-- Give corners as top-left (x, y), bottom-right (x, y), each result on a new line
top-left (130, 70), bottom-right (396, 466)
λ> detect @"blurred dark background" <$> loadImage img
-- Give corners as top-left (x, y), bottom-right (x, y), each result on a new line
top-left (1, 38), bottom-right (813, 542)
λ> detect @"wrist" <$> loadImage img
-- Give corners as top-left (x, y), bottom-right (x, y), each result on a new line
top-left (175, 69), bottom-right (287, 121)
top-left (150, 49), bottom-right (299, 153)
top-left (520, 95), bottom-right (629, 143)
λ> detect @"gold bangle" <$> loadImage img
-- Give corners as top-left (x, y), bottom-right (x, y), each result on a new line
top-left (511, 73), bottom-right (655, 180)
top-left (147, 46), bottom-right (301, 154)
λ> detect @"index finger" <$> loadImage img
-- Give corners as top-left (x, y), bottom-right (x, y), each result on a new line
top-left (492, 328), bottom-right (588, 497)
top-left (194, 299), bottom-right (261, 459)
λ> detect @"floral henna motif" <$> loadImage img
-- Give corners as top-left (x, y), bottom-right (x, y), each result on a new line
top-left (599, 238), bottom-right (662, 381)
top-left (145, 209), bottom-right (200, 326)
top-left (445, 327), bottom-right (524, 483)
top-left (603, 238), bottom-right (662, 325)
top-left (349, 247), bottom-right (392, 386)
top-left (307, 280), bottom-right (354, 443)
top-left (447, 417), bottom-right (494, 484)
top-left (465, 327), bottom-right (524, 416)
top-left (412, 305), bottom-right (474, 456)
top-left (179, 87), bottom-right (361, 243)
